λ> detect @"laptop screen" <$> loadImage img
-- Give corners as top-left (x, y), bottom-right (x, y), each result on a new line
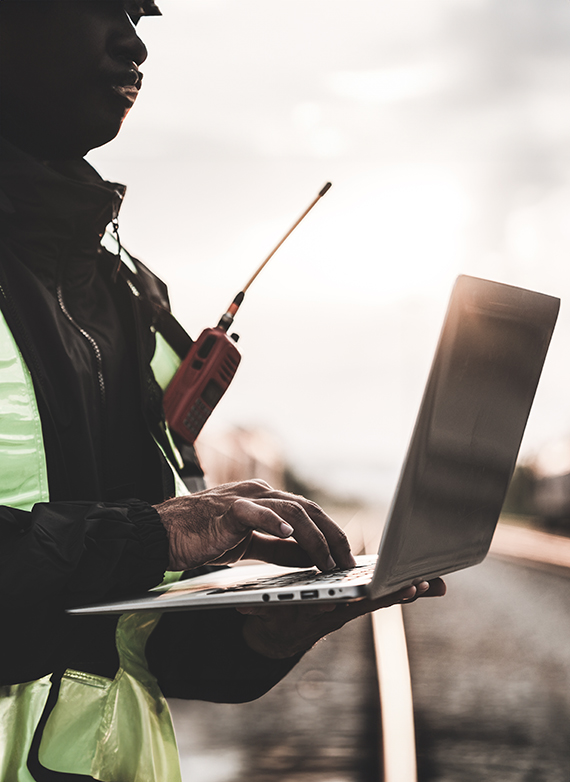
top-left (371, 275), bottom-right (560, 597)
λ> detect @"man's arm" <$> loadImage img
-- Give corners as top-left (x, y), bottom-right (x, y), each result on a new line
top-left (0, 482), bottom-right (444, 689)
top-left (0, 500), bottom-right (168, 611)
top-left (146, 607), bottom-right (304, 703)
top-left (0, 499), bottom-right (170, 684)
top-left (0, 481), bottom-right (350, 688)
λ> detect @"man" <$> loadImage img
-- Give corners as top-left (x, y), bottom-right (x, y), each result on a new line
top-left (0, 2), bottom-right (445, 779)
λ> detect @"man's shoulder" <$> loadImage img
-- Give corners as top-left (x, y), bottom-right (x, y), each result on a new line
top-left (127, 252), bottom-right (171, 312)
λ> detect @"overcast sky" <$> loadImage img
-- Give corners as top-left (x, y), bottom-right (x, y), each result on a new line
top-left (90, 0), bottom-right (570, 502)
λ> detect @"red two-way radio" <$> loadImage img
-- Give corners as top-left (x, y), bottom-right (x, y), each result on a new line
top-left (163, 182), bottom-right (332, 445)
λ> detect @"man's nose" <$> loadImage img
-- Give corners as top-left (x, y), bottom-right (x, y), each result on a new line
top-left (110, 20), bottom-right (148, 67)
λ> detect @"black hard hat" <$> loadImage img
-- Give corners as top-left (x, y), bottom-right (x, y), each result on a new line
top-left (0, 1), bottom-right (162, 25)
top-left (124, 0), bottom-right (162, 24)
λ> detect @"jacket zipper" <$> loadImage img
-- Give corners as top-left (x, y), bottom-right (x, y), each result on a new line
top-left (56, 281), bottom-right (106, 407)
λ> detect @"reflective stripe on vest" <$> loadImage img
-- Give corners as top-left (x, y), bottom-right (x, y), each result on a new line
top-left (0, 308), bottom-right (184, 782)
top-left (0, 308), bottom-right (49, 511)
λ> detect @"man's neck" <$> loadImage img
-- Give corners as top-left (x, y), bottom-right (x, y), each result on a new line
top-left (0, 115), bottom-right (87, 162)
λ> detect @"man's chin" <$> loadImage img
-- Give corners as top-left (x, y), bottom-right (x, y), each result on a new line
top-left (48, 114), bottom-right (127, 160)
top-left (81, 117), bottom-right (128, 154)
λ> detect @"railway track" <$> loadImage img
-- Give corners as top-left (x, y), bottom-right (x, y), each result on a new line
top-left (405, 519), bottom-right (570, 782)
top-left (324, 512), bottom-right (570, 782)
top-left (171, 514), bottom-right (567, 781)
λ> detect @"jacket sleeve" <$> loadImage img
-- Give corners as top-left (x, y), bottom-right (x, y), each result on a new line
top-left (146, 607), bottom-right (304, 703)
top-left (0, 499), bottom-right (169, 610)
top-left (0, 499), bottom-right (169, 685)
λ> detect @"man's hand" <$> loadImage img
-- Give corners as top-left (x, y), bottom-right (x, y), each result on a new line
top-left (236, 578), bottom-right (447, 659)
top-left (154, 480), bottom-right (356, 573)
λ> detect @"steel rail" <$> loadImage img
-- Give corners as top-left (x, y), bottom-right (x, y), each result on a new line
top-left (342, 509), bottom-right (418, 782)
top-left (490, 519), bottom-right (570, 570)
top-left (371, 606), bottom-right (417, 782)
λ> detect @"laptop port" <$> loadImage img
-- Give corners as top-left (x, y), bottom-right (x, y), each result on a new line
top-left (277, 593), bottom-right (294, 600)
top-left (262, 594), bottom-right (270, 602)
top-left (301, 590), bottom-right (319, 599)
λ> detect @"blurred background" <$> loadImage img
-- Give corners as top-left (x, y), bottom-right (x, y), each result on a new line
top-left (90, 1), bottom-right (570, 779)
top-left (90, 0), bottom-right (570, 509)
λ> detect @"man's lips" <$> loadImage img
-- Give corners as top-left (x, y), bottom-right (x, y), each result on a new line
top-left (111, 84), bottom-right (140, 105)
top-left (110, 67), bottom-right (143, 105)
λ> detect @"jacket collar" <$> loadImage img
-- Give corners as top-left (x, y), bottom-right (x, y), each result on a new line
top-left (0, 136), bottom-right (125, 264)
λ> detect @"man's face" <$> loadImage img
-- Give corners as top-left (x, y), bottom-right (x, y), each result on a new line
top-left (0, 1), bottom-right (149, 159)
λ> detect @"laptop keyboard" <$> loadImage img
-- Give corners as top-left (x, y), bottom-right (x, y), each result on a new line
top-left (206, 562), bottom-right (375, 595)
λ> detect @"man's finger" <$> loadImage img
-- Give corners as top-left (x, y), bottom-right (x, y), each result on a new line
top-left (293, 499), bottom-right (356, 569)
top-left (248, 498), bottom-right (336, 571)
top-left (256, 497), bottom-right (356, 570)
top-left (416, 577), bottom-right (446, 597)
top-left (223, 498), bottom-right (298, 540)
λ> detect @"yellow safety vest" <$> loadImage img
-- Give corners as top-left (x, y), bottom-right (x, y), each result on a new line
top-left (0, 299), bottom-right (186, 781)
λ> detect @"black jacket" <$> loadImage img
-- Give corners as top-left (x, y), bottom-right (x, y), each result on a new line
top-left (0, 137), bottom-right (298, 699)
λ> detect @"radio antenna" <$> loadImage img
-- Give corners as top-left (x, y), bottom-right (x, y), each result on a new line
top-left (217, 182), bottom-right (332, 331)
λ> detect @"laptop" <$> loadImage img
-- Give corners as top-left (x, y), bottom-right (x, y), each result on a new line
top-left (69, 275), bottom-right (560, 616)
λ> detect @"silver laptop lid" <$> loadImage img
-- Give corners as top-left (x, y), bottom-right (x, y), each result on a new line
top-left (369, 275), bottom-right (560, 598)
